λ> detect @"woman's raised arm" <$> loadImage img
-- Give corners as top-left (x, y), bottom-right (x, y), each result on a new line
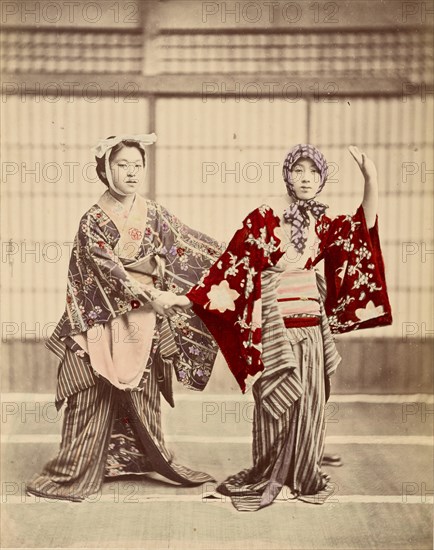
top-left (348, 145), bottom-right (378, 229)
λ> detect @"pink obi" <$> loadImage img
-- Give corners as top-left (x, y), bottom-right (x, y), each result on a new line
top-left (277, 269), bottom-right (321, 318)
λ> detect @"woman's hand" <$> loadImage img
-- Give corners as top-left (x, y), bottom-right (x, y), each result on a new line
top-left (348, 145), bottom-right (378, 183)
top-left (348, 145), bottom-right (378, 229)
top-left (175, 295), bottom-right (193, 309)
top-left (151, 291), bottom-right (192, 317)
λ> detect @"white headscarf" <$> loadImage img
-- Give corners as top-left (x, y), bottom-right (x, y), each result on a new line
top-left (92, 134), bottom-right (157, 196)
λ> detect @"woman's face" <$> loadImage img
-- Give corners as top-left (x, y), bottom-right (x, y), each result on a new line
top-left (109, 145), bottom-right (145, 195)
top-left (290, 158), bottom-right (321, 200)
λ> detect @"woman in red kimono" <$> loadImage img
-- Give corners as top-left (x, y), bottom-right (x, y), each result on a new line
top-left (186, 144), bottom-right (392, 511)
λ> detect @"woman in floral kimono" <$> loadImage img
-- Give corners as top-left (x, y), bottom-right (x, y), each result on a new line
top-left (186, 144), bottom-right (392, 511)
top-left (26, 134), bottom-right (221, 501)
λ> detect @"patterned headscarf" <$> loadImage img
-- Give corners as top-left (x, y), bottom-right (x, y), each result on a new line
top-left (282, 144), bottom-right (329, 254)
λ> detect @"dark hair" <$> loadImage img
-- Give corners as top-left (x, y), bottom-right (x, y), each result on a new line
top-left (95, 137), bottom-right (146, 187)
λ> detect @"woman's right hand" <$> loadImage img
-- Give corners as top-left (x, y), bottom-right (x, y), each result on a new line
top-left (150, 291), bottom-right (191, 317)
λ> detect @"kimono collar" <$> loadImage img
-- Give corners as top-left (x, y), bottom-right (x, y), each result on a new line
top-left (97, 191), bottom-right (148, 260)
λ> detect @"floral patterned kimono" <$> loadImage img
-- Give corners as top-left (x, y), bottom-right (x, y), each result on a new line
top-left (26, 191), bottom-right (221, 502)
top-left (187, 202), bottom-right (392, 511)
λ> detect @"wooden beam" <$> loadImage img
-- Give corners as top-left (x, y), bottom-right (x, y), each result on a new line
top-left (1, 73), bottom-right (413, 98)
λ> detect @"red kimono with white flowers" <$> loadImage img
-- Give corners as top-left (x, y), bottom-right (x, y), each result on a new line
top-left (187, 204), bottom-right (392, 392)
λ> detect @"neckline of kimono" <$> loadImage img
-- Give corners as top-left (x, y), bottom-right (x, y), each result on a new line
top-left (97, 191), bottom-right (149, 260)
top-left (110, 189), bottom-right (135, 212)
top-left (273, 206), bottom-right (320, 265)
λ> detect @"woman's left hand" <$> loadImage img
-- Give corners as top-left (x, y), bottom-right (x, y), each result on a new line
top-left (349, 145), bottom-right (378, 229)
top-left (348, 145), bottom-right (378, 182)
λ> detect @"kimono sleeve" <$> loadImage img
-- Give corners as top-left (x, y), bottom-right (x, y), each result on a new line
top-left (154, 203), bottom-right (223, 290)
top-left (187, 205), bottom-right (282, 392)
top-left (316, 205), bottom-right (392, 334)
top-left (147, 203), bottom-right (223, 391)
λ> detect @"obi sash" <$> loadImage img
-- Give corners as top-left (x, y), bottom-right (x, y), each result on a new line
top-left (277, 268), bottom-right (321, 318)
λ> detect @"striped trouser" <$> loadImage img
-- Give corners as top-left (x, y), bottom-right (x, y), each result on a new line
top-left (26, 380), bottom-right (117, 501)
top-left (217, 325), bottom-right (333, 511)
top-left (26, 352), bottom-right (213, 502)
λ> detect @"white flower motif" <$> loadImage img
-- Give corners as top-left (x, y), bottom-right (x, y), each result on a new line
top-left (207, 280), bottom-right (240, 313)
top-left (355, 300), bottom-right (384, 321)
top-left (354, 273), bottom-right (370, 289)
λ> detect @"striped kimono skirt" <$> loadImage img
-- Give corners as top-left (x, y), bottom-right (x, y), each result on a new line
top-left (216, 268), bottom-right (341, 511)
top-left (26, 323), bottom-right (214, 502)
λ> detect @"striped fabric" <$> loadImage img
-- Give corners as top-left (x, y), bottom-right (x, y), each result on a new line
top-left (26, 375), bottom-right (117, 502)
top-left (255, 267), bottom-right (303, 420)
top-left (254, 267), bottom-right (340, 420)
top-left (26, 347), bottom-right (213, 502)
top-left (45, 318), bottom-right (97, 410)
top-left (318, 299), bottom-right (342, 379)
top-left (216, 266), bottom-right (341, 511)
top-left (158, 317), bottom-right (178, 359)
top-left (217, 326), bottom-right (332, 511)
